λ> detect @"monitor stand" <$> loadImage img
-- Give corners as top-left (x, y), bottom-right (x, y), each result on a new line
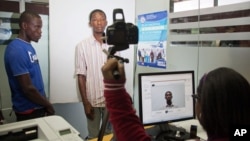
top-left (145, 122), bottom-right (191, 141)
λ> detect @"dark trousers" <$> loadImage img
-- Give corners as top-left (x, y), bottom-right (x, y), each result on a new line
top-left (15, 108), bottom-right (46, 121)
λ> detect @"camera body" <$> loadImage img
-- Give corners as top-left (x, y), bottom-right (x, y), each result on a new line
top-left (105, 9), bottom-right (138, 52)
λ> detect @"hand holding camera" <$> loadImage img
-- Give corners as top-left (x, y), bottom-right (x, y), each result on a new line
top-left (99, 9), bottom-right (139, 140)
top-left (101, 58), bottom-right (126, 81)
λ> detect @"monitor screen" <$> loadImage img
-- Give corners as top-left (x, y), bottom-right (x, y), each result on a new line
top-left (138, 71), bottom-right (195, 126)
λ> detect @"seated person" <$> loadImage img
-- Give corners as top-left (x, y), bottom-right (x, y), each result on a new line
top-left (194, 68), bottom-right (250, 140)
top-left (101, 58), bottom-right (250, 141)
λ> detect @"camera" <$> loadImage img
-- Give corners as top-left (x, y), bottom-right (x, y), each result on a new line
top-left (105, 8), bottom-right (138, 53)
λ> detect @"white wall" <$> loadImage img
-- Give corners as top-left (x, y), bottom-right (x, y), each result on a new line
top-left (49, 0), bottom-right (135, 103)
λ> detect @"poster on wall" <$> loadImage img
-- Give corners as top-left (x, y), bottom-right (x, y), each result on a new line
top-left (137, 10), bottom-right (167, 69)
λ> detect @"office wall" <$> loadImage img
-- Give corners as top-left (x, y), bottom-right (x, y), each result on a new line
top-left (49, 0), bottom-right (135, 138)
top-left (49, 0), bottom-right (135, 103)
top-left (134, 0), bottom-right (199, 113)
top-left (134, 0), bottom-right (250, 114)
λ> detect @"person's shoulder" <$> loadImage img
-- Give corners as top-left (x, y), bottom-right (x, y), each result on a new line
top-left (6, 39), bottom-right (23, 50)
top-left (76, 36), bottom-right (95, 46)
top-left (76, 38), bottom-right (87, 44)
top-left (7, 38), bottom-right (19, 45)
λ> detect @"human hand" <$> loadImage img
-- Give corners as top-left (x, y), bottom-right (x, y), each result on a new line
top-left (101, 58), bottom-right (125, 80)
top-left (45, 104), bottom-right (55, 116)
top-left (83, 102), bottom-right (94, 120)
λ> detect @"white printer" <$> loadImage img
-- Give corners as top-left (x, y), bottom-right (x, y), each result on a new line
top-left (0, 115), bottom-right (84, 141)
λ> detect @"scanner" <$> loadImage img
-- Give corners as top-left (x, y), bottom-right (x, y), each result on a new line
top-left (0, 115), bottom-right (83, 141)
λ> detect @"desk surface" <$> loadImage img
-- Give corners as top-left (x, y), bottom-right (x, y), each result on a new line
top-left (90, 119), bottom-right (207, 141)
top-left (89, 134), bottom-right (113, 141)
top-left (171, 119), bottom-right (207, 140)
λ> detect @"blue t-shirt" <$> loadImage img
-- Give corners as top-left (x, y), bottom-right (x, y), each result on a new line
top-left (4, 38), bottom-right (46, 113)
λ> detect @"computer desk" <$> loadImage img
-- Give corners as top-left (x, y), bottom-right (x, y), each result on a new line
top-left (89, 119), bottom-right (207, 141)
top-left (89, 134), bottom-right (113, 141)
top-left (170, 119), bottom-right (207, 140)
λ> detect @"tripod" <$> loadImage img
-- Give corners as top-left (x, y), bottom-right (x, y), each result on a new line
top-left (97, 46), bottom-right (129, 141)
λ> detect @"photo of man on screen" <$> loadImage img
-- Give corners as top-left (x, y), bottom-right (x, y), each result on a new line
top-left (151, 82), bottom-right (185, 111)
top-left (165, 91), bottom-right (174, 108)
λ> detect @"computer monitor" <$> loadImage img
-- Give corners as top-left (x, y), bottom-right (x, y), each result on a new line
top-left (138, 70), bottom-right (195, 127)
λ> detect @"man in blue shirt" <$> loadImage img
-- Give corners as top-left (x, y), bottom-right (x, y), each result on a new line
top-left (4, 11), bottom-right (55, 121)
